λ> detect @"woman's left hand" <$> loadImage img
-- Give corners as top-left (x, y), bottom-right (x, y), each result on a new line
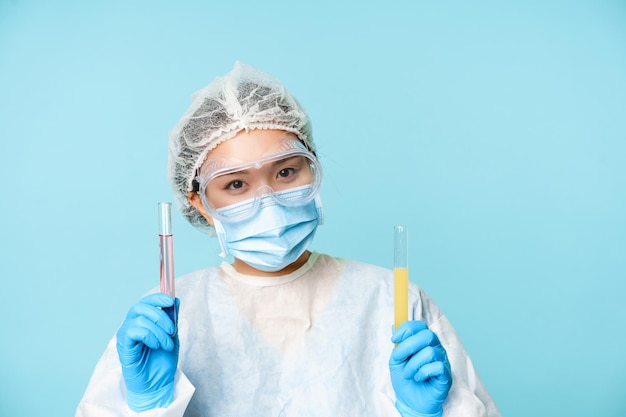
top-left (389, 320), bottom-right (452, 417)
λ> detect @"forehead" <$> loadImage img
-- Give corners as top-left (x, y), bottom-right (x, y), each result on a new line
top-left (208, 129), bottom-right (297, 162)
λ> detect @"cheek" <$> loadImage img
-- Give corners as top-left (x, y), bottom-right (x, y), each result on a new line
top-left (195, 202), bottom-right (214, 226)
top-left (188, 193), bottom-right (214, 225)
top-left (201, 211), bottom-right (214, 226)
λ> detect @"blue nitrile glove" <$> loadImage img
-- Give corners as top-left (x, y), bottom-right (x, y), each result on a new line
top-left (116, 293), bottom-right (179, 412)
top-left (389, 321), bottom-right (452, 417)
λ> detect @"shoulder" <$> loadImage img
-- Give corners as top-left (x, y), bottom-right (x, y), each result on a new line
top-left (317, 254), bottom-right (444, 316)
top-left (313, 253), bottom-right (392, 282)
top-left (342, 257), bottom-right (393, 276)
top-left (314, 253), bottom-right (398, 297)
top-left (177, 266), bottom-right (220, 282)
top-left (174, 266), bottom-right (222, 296)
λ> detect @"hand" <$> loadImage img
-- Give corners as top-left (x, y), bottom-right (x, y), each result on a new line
top-left (116, 293), bottom-right (179, 411)
top-left (389, 321), bottom-right (452, 417)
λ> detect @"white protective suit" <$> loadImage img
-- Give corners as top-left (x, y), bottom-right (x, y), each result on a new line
top-left (76, 253), bottom-right (501, 417)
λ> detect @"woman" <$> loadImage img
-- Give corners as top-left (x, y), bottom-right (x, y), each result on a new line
top-left (76, 62), bottom-right (500, 417)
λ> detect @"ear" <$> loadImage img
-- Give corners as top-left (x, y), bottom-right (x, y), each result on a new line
top-left (187, 191), bottom-right (214, 226)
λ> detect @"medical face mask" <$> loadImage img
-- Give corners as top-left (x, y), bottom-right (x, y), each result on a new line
top-left (213, 187), bottom-right (324, 272)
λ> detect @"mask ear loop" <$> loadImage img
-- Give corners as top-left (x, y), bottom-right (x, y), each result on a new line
top-left (212, 218), bottom-right (230, 258)
top-left (314, 194), bottom-right (324, 226)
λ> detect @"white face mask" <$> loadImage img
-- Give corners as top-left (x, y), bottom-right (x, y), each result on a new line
top-left (213, 190), bottom-right (323, 272)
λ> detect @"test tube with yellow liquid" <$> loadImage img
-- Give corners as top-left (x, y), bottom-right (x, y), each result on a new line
top-left (394, 225), bottom-right (409, 332)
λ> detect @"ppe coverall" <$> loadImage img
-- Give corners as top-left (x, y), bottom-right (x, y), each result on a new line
top-left (76, 253), bottom-right (500, 417)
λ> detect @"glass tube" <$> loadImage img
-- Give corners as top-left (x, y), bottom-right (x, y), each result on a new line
top-left (158, 202), bottom-right (177, 330)
top-left (394, 225), bottom-right (409, 332)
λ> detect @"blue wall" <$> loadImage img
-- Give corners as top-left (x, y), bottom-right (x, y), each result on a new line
top-left (1, 1), bottom-right (625, 416)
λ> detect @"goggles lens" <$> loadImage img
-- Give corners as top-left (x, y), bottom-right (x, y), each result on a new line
top-left (196, 139), bottom-right (322, 222)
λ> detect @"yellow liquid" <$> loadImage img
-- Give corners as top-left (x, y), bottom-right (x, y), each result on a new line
top-left (394, 267), bottom-right (409, 331)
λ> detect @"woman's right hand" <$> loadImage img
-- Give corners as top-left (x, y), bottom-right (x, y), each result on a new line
top-left (116, 293), bottom-right (179, 412)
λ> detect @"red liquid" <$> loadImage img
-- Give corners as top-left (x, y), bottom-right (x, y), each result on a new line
top-left (159, 234), bottom-right (175, 297)
top-left (159, 234), bottom-right (177, 330)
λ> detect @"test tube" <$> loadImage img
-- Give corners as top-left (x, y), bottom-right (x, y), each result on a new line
top-left (394, 225), bottom-right (409, 332)
top-left (158, 202), bottom-right (177, 331)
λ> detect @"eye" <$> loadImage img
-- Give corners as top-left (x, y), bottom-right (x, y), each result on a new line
top-left (224, 179), bottom-right (246, 190)
top-left (278, 167), bottom-right (297, 179)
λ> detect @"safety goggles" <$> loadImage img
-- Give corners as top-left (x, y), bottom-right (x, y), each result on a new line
top-left (194, 138), bottom-right (322, 222)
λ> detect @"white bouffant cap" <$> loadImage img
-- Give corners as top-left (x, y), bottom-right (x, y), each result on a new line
top-left (167, 61), bottom-right (314, 233)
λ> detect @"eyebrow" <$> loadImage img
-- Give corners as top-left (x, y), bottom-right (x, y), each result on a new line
top-left (222, 169), bottom-right (250, 177)
top-left (272, 156), bottom-right (301, 166)
top-left (219, 156), bottom-right (303, 177)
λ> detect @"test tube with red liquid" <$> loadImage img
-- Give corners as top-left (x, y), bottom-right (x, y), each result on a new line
top-left (158, 202), bottom-right (177, 332)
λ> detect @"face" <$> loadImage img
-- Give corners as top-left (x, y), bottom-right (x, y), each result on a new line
top-left (188, 129), bottom-right (315, 225)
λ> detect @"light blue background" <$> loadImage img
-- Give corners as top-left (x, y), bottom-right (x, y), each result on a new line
top-left (1, 1), bottom-right (625, 416)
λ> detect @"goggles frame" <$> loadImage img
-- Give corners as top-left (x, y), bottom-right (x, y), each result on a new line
top-left (194, 139), bottom-right (323, 223)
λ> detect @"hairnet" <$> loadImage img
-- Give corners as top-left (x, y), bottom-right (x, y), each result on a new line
top-left (167, 61), bottom-right (315, 234)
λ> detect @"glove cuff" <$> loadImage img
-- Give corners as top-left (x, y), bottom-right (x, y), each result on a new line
top-left (126, 381), bottom-right (175, 412)
top-left (396, 399), bottom-right (443, 417)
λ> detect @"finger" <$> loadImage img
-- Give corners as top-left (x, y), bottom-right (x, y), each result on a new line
top-left (391, 328), bottom-right (439, 363)
top-left (118, 316), bottom-right (175, 351)
top-left (414, 360), bottom-right (451, 385)
top-left (403, 344), bottom-right (446, 380)
top-left (117, 324), bottom-right (159, 353)
top-left (127, 300), bottom-right (176, 336)
top-left (139, 293), bottom-right (176, 309)
top-left (132, 315), bottom-right (176, 351)
top-left (391, 320), bottom-right (428, 344)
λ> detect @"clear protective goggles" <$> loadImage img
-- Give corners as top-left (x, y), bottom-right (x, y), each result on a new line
top-left (194, 138), bottom-right (322, 222)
